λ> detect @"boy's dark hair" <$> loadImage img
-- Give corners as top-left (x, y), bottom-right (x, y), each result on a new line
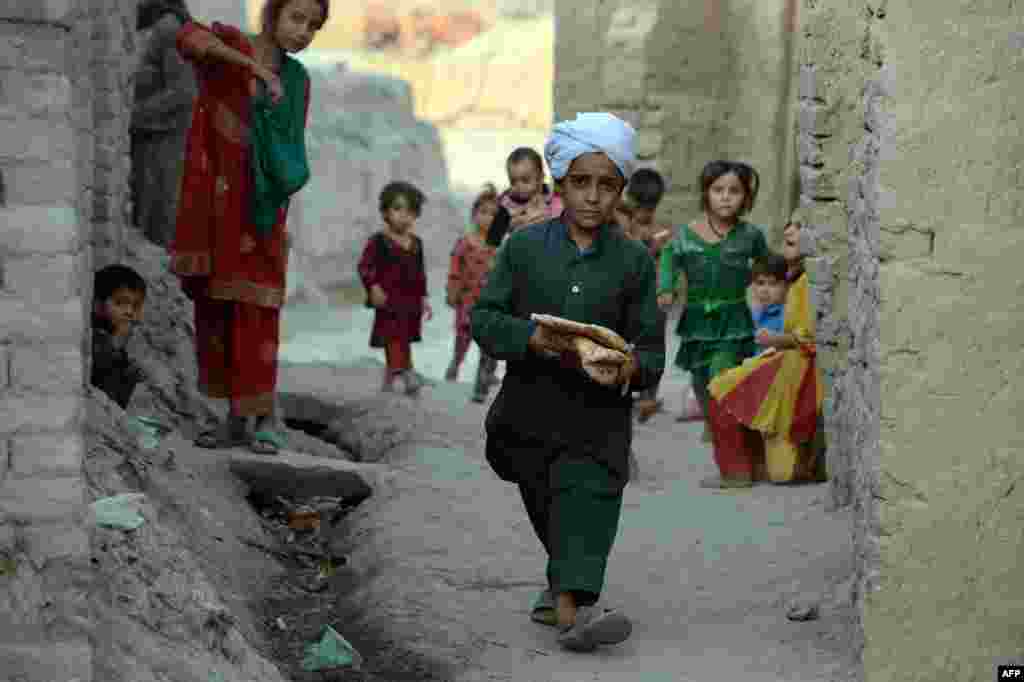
top-left (626, 168), bottom-right (666, 209)
top-left (506, 147), bottom-right (545, 178)
top-left (472, 183), bottom-right (499, 215)
top-left (699, 160), bottom-right (760, 216)
top-left (379, 181), bottom-right (426, 217)
top-left (751, 252), bottom-right (788, 282)
top-left (94, 264), bottom-right (147, 304)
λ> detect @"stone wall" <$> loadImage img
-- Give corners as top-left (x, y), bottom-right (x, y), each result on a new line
top-left (0, 1), bottom-right (97, 679)
top-left (865, 2), bottom-right (1024, 680)
top-left (554, 0), bottom-right (800, 237)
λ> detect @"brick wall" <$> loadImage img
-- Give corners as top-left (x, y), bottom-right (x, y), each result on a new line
top-left (0, 0), bottom-right (96, 679)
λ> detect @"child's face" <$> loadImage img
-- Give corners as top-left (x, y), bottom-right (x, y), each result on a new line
top-left (98, 287), bottom-right (145, 329)
top-left (782, 222), bottom-right (802, 263)
top-left (752, 275), bottom-right (787, 307)
top-left (561, 153), bottom-right (625, 233)
top-left (507, 160), bottom-right (543, 203)
top-left (706, 172), bottom-right (746, 221)
top-left (383, 196), bottom-right (417, 234)
top-left (473, 200), bottom-right (498, 232)
top-left (272, 0), bottom-right (325, 53)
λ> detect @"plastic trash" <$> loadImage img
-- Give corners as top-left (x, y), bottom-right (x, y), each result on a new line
top-left (208, 672), bottom-right (225, 682)
top-left (127, 415), bottom-right (171, 451)
top-left (301, 625), bottom-right (363, 672)
top-left (90, 493), bottom-right (147, 530)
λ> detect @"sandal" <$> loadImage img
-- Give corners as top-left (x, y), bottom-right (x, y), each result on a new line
top-left (249, 429), bottom-right (284, 455)
top-left (557, 605), bottom-right (632, 651)
top-left (530, 589), bottom-right (558, 627)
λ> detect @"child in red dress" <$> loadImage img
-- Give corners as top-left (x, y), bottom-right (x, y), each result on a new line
top-left (358, 181), bottom-right (434, 395)
top-left (445, 184), bottom-right (499, 392)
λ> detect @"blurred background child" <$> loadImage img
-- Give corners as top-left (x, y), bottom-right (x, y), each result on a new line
top-left (359, 181), bottom-right (434, 396)
top-left (485, 146), bottom-right (563, 247)
top-left (446, 183), bottom-right (499, 403)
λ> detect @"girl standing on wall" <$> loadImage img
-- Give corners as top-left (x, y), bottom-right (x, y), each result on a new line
top-left (170, 0), bottom-right (328, 454)
top-left (657, 160), bottom-right (769, 488)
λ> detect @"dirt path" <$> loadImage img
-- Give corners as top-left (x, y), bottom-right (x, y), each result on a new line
top-left (276, 357), bottom-right (856, 682)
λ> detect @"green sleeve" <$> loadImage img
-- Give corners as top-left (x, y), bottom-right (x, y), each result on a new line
top-left (470, 235), bottom-right (535, 361)
top-left (625, 251), bottom-right (666, 392)
top-left (752, 224), bottom-right (769, 259)
top-left (657, 237), bottom-right (678, 295)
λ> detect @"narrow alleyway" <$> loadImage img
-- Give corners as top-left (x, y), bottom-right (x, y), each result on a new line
top-left (272, 272), bottom-right (857, 681)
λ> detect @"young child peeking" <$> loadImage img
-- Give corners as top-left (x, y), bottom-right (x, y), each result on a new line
top-left (446, 183), bottom-right (499, 400)
top-left (358, 181), bottom-right (433, 396)
top-left (91, 265), bottom-right (149, 409)
top-left (750, 251), bottom-right (789, 352)
top-left (486, 146), bottom-right (564, 248)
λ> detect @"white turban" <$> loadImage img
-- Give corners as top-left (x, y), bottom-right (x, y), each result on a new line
top-left (543, 112), bottom-right (637, 182)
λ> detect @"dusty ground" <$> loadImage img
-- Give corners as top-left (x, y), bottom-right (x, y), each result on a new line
top-left (267, 272), bottom-right (859, 681)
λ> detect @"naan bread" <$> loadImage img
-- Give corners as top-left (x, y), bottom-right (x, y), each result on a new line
top-left (530, 314), bottom-right (629, 353)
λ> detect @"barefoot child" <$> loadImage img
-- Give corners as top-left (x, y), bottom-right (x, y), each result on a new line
top-left (358, 181), bottom-right (434, 395)
top-left (709, 220), bottom-right (826, 484)
top-left (657, 160), bottom-right (769, 488)
top-left (445, 184), bottom-right (499, 398)
top-left (171, 0), bottom-right (327, 454)
top-left (91, 265), bottom-right (149, 409)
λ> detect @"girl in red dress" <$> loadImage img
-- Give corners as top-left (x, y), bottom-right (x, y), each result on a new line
top-left (171, 0), bottom-right (328, 454)
top-left (358, 181), bottom-right (434, 395)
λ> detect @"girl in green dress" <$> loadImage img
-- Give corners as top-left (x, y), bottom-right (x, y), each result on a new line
top-left (657, 160), bottom-right (768, 488)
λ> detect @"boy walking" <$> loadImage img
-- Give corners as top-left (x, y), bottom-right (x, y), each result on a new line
top-left (472, 112), bottom-right (664, 652)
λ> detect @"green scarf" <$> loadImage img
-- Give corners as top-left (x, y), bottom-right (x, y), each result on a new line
top-left (249, 55), bottom-right (310, 236)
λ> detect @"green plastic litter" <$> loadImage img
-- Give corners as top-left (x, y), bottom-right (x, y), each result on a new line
top-left (301, 625), bottom-right (362, 672)
top-left (127, 415), bottom-right (170, 451)
top-left (90, 493), bottom-right (147, 530)
top-left (208, 672), bottom-right (225, 682)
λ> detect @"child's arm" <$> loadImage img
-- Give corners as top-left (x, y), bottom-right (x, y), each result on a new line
top-left (657, 238), bottom-right (684, 307)
top-left (176, 21), bottom-right (282, 101)
top-left (358, 236), bottom-right (387, 307)
top-left (446, 239), bottom-right (464, 307)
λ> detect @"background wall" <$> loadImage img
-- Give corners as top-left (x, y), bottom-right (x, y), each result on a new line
top-left (554, 0), bottom-right (800, 239)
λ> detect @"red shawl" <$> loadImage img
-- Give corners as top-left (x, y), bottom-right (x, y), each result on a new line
top-left (170, 21), bottom-right (311, 309)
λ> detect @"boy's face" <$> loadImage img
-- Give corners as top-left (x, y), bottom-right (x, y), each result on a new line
top-left (507, 160), bottom-right (543, 203)
top-left (272, 0), bottom-right (325, 53)
top-left (706, 172), bottom-right (746, 221)
top-left (98, 287), bottom-right (145, 329)
top-left (752, 274), bottom-right (787, 307)
top-left (561, 153), bottom-right (625, 234)
top-left (473, 200), bottom-right (498, 232)
top-left (383, 196), bottom-right (417, 234)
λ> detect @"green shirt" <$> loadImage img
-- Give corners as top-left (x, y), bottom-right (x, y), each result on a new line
top-left (658, 221), bottom-right (768, 371)
top-left (471, 218), bottom-right (665, 478)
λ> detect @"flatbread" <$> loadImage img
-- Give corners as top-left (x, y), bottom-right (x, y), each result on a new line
top-left (530, 314), bottom-right (629, 353)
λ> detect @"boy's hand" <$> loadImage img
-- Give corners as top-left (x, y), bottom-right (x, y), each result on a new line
top-left (369, 284), bottom-right (387, 308)
top-left (528, 324), bottom-right (574, 358)
top-left (423, 301), bottom-right (433, 320)
top-left (657, 292), bottom-right (674, 310)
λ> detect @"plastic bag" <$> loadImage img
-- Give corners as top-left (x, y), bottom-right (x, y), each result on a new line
top-left (301, 625), bottom-right (363, 671)
top-left (127, 415), bottom-right (171, 451)
top-left (208, 672), bottom-right (225, 682)
top-left (90, 493), bottom-right (147, 530)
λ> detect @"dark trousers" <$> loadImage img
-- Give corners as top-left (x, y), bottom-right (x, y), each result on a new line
top-left (517, 452), bottom-right (624, 605)
top-left (473, 353), bottom-right (499, 399)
